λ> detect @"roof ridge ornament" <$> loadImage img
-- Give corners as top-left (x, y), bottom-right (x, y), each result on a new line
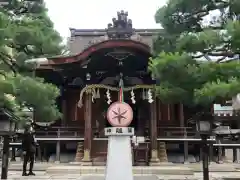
top-left (106, 10), bottom-right (134, 39)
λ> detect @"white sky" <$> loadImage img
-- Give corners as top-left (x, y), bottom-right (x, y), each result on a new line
top-left (44, 0), bottom-right (166, 39)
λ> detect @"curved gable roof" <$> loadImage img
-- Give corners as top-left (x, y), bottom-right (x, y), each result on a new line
top-left (38, 39), bottom-right (151, 68)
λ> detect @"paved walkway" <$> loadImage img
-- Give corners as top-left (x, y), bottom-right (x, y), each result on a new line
top-left (3, 162), bottom-right (240, 179)
top-left (5, 171), bottom-right (240, 180)
top-left (7, 162), bottom-right (240, 171)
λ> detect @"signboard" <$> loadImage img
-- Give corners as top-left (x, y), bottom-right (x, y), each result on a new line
top-left (107, 102), bottom-right (133, 127)
top-left (105, 127), bottom-right (134, 136)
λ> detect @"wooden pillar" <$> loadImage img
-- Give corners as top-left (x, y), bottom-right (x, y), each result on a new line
top-left (233, 142), bottom-right (240, 163)
top-left (157, 100), bottom-right (168, 162)
top-left (43, 146), bottom-right (47, 162)
top-left (37, 145), bottom-right (42, 162)
top-left (55, 141), bottom-right (60, 163)
top-left (179, 104), bottom-right (188, 163)
top-left (233, 148), bottom-right (237, 162)
top-left (199, 146), bottom-right (203, 162)
top-left (209, 143), bottom-right (214, 162)
top-left (222, 147), bottom-right (226, 157)
top-left (234, 122), bottom-right (240, 163)
top-left (236, 148), bottom-right (240, 163)
top-left (149, 97), bottom-right (160, 165)
top-left (10, 137), bottom-right (16, 161)
top-left (167, 104), bottom-right (170, 121)
top-left (10, 147), bottom-right (16, 161)
top-left (61, 99), bottom-right (67, 126)
top-left (82, 92), bottom-right (92, 165)
top-left (217, 138), bottom-right (223, 163)
top-left (55, 129), bottom-right (61, 163)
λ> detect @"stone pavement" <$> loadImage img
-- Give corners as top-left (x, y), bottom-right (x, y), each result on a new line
top-left (3, 162), bottom-right (240, 179)
top-left (5, 171), bottom-right (240, 180)
top-left (8, 162), bottom-right (54, 171)
top-left (6, 162), bottom-right (240, 171)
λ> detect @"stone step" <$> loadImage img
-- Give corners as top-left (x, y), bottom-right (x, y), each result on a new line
top-left (46, 166), bottom-right (194, 175)
top-left (185, 163), bottom-right (237, 172)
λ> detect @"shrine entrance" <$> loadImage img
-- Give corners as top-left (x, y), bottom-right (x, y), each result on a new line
top-left (75, 42), bottom-right (155, 164)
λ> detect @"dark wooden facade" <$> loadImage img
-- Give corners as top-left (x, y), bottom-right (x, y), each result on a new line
top-left (34, 11), bottom-right (196, 165)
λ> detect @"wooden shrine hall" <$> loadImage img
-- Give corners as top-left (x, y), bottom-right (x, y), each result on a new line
top-left (34, 11), bottom-right (198, 165)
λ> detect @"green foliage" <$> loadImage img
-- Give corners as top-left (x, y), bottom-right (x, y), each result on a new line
top-left (0, 0), bottom-right (63, 72)
top-left (0, 0), bottom-right (63, 123)
top-left (150, 0), bottom-right (240, 107)
top-left (150, 52), bottom-right (240, 106)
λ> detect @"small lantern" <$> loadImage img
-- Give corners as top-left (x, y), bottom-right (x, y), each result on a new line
top-left (22, 108), bottom-right (33, 119)
top-left (86, 73), bottom-right (91, 81)
top-left (196, 112), bottom-right (213, 135)
top-left (197, 121), bottom-right (211, 133)
top-left (196, 112), bottom-right (213, 180)
top-left (0, 109), bottom-right (16, 180)
top-left (15, 108), bottom-right (33, 134)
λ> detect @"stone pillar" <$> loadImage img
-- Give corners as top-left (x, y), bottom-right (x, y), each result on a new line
top-left (75, 141), bottom-right (84, 162)
top-left (82, 92), bottom-right (92, 165)
top-left (149, 97), bottom-right (160, 165)
top-left (158, 142), bottom-right (168, 162)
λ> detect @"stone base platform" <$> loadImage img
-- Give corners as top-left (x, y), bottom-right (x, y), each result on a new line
top-left (46, 166), bottom-right (194, 175)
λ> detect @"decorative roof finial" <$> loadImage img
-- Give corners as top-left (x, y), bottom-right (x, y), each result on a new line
top-left (106, 10), bottom-right (134, 39)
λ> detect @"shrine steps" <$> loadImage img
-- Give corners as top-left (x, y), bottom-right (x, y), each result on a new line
top-left (46, 165), bottom-right (194, 175)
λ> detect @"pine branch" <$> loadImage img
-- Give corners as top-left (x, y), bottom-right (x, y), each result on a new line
top-left (0, 53), bottom-right (17, 74)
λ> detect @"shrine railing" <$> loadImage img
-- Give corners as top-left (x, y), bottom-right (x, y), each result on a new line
top-left (157, 126), bottom-right (197, 138)
top-left (35, 126), bottom-right (198, 139)
top-left (35, 126), bottom-right (84, 138)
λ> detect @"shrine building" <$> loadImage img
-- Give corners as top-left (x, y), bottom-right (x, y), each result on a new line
top-left (33, 11), bottom-right (238, 165)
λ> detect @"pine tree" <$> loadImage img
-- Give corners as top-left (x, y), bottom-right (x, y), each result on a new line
top-left (0, 0), bottom-right (64, 123)
top-left (150, 0), bottom-right (240, 111)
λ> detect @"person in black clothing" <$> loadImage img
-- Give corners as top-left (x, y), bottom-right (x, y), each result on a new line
top-left (22, 125), bottom-right (36, 176)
